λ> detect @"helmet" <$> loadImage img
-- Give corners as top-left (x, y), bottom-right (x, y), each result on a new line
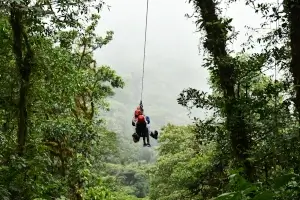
top-left (146, 116), bottom-right (150, 124)
top-left (137, 115), bottom-right (145, 123)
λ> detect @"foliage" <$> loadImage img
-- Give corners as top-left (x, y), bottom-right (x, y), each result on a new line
top-left (149, 0), bottom-right (300, 200)
top-left (149, 124), bottom-right (220, 200)
top-left (2, 0), bottom-right (300, 199)
top-left (0, 0), bottom-right (147, 199)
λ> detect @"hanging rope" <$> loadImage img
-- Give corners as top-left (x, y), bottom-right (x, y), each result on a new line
top-left (140, 0), bottom-right (150, 106)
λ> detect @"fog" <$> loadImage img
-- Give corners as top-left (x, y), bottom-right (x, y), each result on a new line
top-left (95, 0), bottom-right (274, 124)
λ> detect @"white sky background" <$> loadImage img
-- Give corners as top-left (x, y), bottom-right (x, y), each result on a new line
top-left (95, 0), bottom-right (278, 121)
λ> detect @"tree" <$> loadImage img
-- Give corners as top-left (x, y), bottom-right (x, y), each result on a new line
top-left (184, 0), bottom-right (254, 181)
top-left (0, 1), bottom-right (130, 199)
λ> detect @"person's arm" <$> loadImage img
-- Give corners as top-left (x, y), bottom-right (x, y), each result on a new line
top-left (132, 116), bottom-right (136, 126)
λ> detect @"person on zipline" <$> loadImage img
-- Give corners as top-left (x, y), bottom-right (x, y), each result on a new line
top-left (145, 115), bottom-right (158, 140)
top-left (132, 105), bottom-right (158, 147)
top-left (132, 105), bottom-right (158, 139)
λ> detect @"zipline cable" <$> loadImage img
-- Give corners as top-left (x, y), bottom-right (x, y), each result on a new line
top-left (140, 0), bottom-right (150, 106)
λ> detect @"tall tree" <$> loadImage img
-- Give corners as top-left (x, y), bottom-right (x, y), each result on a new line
top-left (187, 0), bottom-right (254, 181)
top-left (285, 0), bottom-right (300, 126)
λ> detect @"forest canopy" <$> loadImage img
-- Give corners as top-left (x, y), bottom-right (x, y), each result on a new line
top-left (1, 0), bottom-right (300, 200)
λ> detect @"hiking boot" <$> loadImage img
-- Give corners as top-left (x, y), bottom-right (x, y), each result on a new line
top-left (150, 130), bottom-right (158, 139)
top-left (143, 143), bottom-right (147, 147)
top-left (150, 132), bottom-right (154, 139)
top-left (132, 133), bottom-right (140, 143)
top-left (154, 130), bottom-right (158, 138)
top-left (146, 143), bottom-right (151, 147)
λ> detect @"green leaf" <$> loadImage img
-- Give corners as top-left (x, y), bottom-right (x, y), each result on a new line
top-left (252, 191), bottom-right (273, 200)
top-left (242, 185), bottom-right (257, 195)
top-left (274, 173), bottom-right (297, 189)
top-left (215, 192), bottom-right (236, 200)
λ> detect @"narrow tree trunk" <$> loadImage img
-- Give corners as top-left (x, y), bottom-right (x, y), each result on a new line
top-left (10, 4), bottom-right (31, 156)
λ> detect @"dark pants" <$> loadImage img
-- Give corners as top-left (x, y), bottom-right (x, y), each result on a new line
top-left (136, 122), bottom-right (149, 145)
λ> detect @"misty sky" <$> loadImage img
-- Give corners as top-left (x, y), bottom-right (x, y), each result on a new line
top-left (95, 0), bottom-right (276, 124)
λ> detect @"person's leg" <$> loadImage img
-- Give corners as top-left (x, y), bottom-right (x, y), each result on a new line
top-left (146, 134), bottom-right (150, 146)
top-left (142, 137), bottom-right (147, 146)
top-left (150, 130), bottom-right (158, 139)
top-left (132, 125), bottom-right (140, 143)
top-left (146, 124), bottom-right (154, 141)
top-left (137, 123), bottom-right (147, 146)
top-left (145, 127), bottom-right (151, 147)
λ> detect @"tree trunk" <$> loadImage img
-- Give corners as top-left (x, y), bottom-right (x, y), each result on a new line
top-left (285, 0), bottom-right (300, 173)
top-left (191, 0), bottom-right (254, 181)
top-left (286, 0), bottom-right (300, 124)
top-left (10, 4), bottom-right (31, 156)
